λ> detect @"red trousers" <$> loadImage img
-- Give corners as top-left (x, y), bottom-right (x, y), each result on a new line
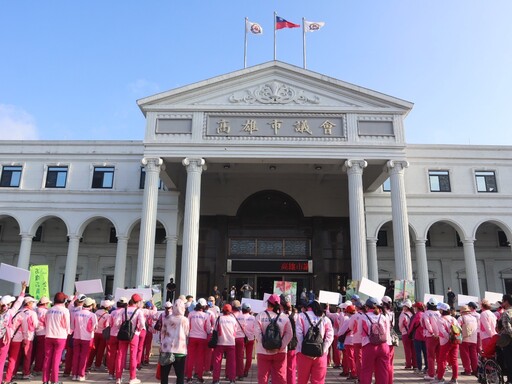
top-left (136, 329), bottom-right (145, 368)
top-left (204, 333), bottom-right (214, 371)
top-left (116, 335), bottom-right (139, 380)
top-left (297, 352), bottom-right (327, 384)
top-left (328, 342), bottom-right (341, 366)
top-left (33, 335), bottom-right (46, 372)
top-left (107, 337), bottom-right (119, 375)
top-left (388, 345), bottom-right (395, 383)
top-left (360, 343), bottom-right (390, 384)
top-left (436, 342), bottom-right (459, 381)
top-left (286, 349), bottom-right (296, 384)
top-left (213, 345), bottom-right (236, 382)
top-left (42, 337), bottom-right (67, 384)
top-left (402, 335), bottom-right (416, 368)
top-left (0, 338), bottom-right (10, 383)
top-left (143, 331), bottom-right (153, 363)
top-left (235, 337), bottom-right (245, 378)
top-left (257, 352), bottom-right (287, 384)
top-left (353, 343), bottom-right (362, 378)
top-left (64, 335), bottom-right (73, 374)
top-left (459, 341), bottom-right (478, 374)
top-left (72, 339), bottom-right (92, 377)
top-left (185, 337), bottom-right (207, 380)
top-left (343, 344), bottom-right (356, 378)
top-left (425, 336), bottom-right (440, 378)
top-left (5, 339), bottom-right (33, 380)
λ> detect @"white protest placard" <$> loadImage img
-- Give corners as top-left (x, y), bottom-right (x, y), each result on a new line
top-left (75, 279), bottom-right (103, 295)
top-left (241, 298), bottom-right (266, 314)
top-left (358, 277), bottom-right (386, 299)
top-left (458, 294), bottom-right (479, 307)
top-left (423, 294), bottom-right (444, 305)
top-left (114, 287), bottom-right (153, 303)
top-left (263, 293), bottom-right (271, 303)
top-left (0, 263), bottom-right (31, 285)
top-left (318, 290), bottom-right (341, 305)
top-left (484, 291), bottom-right (503, 304)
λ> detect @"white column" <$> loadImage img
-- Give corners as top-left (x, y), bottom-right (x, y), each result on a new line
top-left (462, 239), bottom-right (480, 297)
top-left (387, 160), bottom-right (413, 280)
top-left (345, 160), bottom-right (368, 280)
top-left (13, 234), bottom-right (33, 294)
top-left (136, 157), bottom-right (163, 287)
top-left (63, 235), bottom-right (81, 295)
top-left (180, 157), bottom-right (205, 297)
top-left (366, 238), bottom-right (379, 282)
top-left (113, 235), bottom-right (129, 291)
top-left (164, 235), bottom-right (178, 284)
top-left (414, 239), bottom-right (430, 300)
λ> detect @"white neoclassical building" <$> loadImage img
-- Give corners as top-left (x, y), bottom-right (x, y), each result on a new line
top-left (1, 62), bottom-right (511, 301)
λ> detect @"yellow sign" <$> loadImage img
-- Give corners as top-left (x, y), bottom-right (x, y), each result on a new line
top-left (29, 265), bottom-right (50, 300)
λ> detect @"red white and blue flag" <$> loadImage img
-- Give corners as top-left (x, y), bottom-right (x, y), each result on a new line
top-left (275, 15), bottom-right (300, 30)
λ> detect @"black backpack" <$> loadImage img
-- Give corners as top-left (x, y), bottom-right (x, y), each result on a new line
top-left (262, 311), bottom-right (282, 350)
top-left (117, 307), bottom-right (138, 341)
top-left (301, 312), bottom-right (324, 357)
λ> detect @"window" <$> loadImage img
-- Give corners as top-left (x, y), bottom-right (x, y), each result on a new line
top-left (498, 231), bottom-right (509, 247)
top-left (382, 178), bottom-right (391, 192)
top-left (505, 279), bottom-right (512, 295)
top-left (45, 166), bottom-right (68, 188)
top-left (155, 227), bottom-right (166, 244)
top-left (429, 170), bottom-right (451, 192)
top-left (92, 166), bottom-right (114, 189)
top-left (0, 165), bottom-right (22, 187)
top-left (109, 227), bottom-right (118, 243)
top-left (140, 167), bottom-right (163, 190)
top-left (33, 226), bottom-right (43, 242)
top-left (377, 230), bottom-right (388, 247)
top-left (456, 233), bottom-right (463, 247)
top-left (105, 275), bottom-right (114, 295)
top-left (460, 278), bottom-right (468, 295)
top-left (475, 171), bottom-right (497, 192)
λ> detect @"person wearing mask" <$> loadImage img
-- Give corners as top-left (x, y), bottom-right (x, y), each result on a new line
top-left (115, 294), bottom-right (145, 384)
top-left (433, 302), bottom-right (459, 384)
top-left (240, 302), bottom-right (256, 379)
top-left (408, 301), bottom-right (427, 374)
top-left (71, 297), bottom-right (98, 381)
top-left (296, 300), bottom-right (334, 384)
top-left (4, 296), bottom-right (39, 382)
top-left (457, 305), bottom-right (478, 376)
top-left (212, 303), bottom-right (240, 384)
top-left (398, 299), bottom-right (416, 370)
top-left (254, 294), bottom-right (292, 384)
top-left (43, 292), bottom-right (71, 384)
top-left (422, 297), bottom-right (441, 381)
top-left (185, 298), bottom-right (211, 383)
top-left (87, 299), bottom-right (112, 372)
top-left (359, 297), bottom-right (391, 384)
top-left (106, 297), bottom-right (128, 381)
top-left (479, 299), bottom-right (497, 353)
top-left (338, 304), bottom-right (356, 378)
top-left (160, 298), bottom-right (189, 384)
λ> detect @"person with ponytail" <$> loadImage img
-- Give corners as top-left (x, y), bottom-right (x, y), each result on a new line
top-left (254, 294), bottom-right (292, 384)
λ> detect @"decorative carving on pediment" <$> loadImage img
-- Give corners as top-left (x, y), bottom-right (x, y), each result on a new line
top-left (229, 81), bottom-right (320, 105)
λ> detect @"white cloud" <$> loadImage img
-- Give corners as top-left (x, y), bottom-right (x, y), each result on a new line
top-left (127, 78), bottom-right (161, 96)
top-left (0, 104), bottom-right (39, 140)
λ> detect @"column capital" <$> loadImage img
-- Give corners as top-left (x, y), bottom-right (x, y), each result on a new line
top-left (461, 238), bottom-right (476, 245)
top-left (414, 239), bottom-right (427, 245)
top-left (165, 235), bottom-right (178, 243)
top-left (20, 233), bottom-right (34, 240)
top-left (182, 157), bottom-right (206, 172)
top-left (142, 157), bottom-right (163, 172)
top-left (386, 160), bottom-right (409, 174)
top-left (366, 237), bottom-right (378, 244)
top-left (67, 234), bottom-right (82, 241)
top-left (116, 235), bottom-right (130, 242)
top-left (344, 159), bottom-right (367, 174)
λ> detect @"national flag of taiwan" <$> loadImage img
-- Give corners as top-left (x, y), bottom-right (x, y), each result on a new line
top-left (275, 15), bottom-right (300, 30)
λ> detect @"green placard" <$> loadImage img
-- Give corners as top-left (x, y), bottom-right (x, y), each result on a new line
top-left (29, 265), bottom-right (50, 301)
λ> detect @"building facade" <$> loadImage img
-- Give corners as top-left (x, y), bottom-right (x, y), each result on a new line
top-left (1, 62), bottom-right (511, 301)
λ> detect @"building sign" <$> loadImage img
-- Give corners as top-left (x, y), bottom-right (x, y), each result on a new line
top-left (205, 113), bottom-right (346, 139)
top-left (227, 259), bottom-right (312, 274)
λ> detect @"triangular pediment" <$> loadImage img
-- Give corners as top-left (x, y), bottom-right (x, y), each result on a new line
top-left (137, 61), bottom-right (413, 115)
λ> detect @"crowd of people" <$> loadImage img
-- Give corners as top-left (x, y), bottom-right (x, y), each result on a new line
top-left (1, 280), bottom-right (512, 384)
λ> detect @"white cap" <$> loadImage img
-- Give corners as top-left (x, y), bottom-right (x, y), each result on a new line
top-left (198, 298), bottom-right (207, 306)
top-left (437, 302), bottom-right (450, 311)
top-left (427, 297), bottom-right (438, 306)
top-left (1, 295), bottom-right (15, 305)
top-left (402, 299), bottom-right (413, 308)
top-left (164, 301), bottom-right (172, 308)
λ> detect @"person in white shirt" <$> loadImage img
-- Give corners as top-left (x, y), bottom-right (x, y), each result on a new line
top-left (71, 297), bottom-right (98, 381)
top-left (33, 296), bottom-right (51, 375)
top-left (458, 305), bottom-right (478, 376)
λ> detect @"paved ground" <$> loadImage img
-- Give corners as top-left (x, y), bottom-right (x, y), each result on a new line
top-left (14, 347), bottom-right (488, 383)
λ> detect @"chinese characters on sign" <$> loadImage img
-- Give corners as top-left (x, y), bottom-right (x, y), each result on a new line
top-left (279, 262), bottom-right (309, 272)
top-left (215, 118), bottom-right (338, 136)
top-left (29, 265), bottom-right (50, 301)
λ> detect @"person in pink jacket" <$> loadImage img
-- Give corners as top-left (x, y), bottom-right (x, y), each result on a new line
top-left (433, 302), bottom-right (459, 384)
top-left (280, 296), bottom-right (297, 384)
top-left (254, 294), bottom-right (293, 384)
top-left (398, 299), bottom-right (416, 369)
top-left (142, 301), bottom-right (157, 366)
top-left (87, 299), bottom-right (112, 371)
top-left (106, 297), bottom-right (127, 381)
top-left (338, 304), bottom-right (356, 378)
top-left (71, 297), bottom-right (98, 381)
top-left (479, 299), bottom-right (497, 352)
top-left (296, 300), bottom-right (334, 384)
top-left (43, 291), bottom-right (71, 384)
top-left (408, 301), bottom-right (427, 374)
top-left (359, 297), bottom-right (391, 384)
top-left (0, 282), bottom-right (26, 384)
top-left (349, 302), bottom-right (365, 380)
top-left (422, 297), bottom-right (441, 380)
top-left (325, 302), bottom-right (343, 369)
top-left (458, 305), bottom-right (478, 376)
top-left (33, 296), bottom-right (51, 375)
top-left (185, 298), bottom-right (212, 383)
top-left (212, 303), bottom-right (240, 384)
top-left (231, 300), bottom-right (248, 380)
top-left (160, 298), bottom-right (189, 384)
top-left (4, 295), bottom-right (39, 382)
top-left (240, 302), bottom-right (256, 377)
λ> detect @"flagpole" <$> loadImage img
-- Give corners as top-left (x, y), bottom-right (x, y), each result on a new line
top-left (302, 17), bottom-right (306, 69)
top-left (274, 11), bottom-right (277, 61)
top-left (244, 17), bottom-right (248, 68)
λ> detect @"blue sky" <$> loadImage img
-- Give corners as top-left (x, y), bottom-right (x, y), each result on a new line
top-left (1, 1), bottom-right (511, 145)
